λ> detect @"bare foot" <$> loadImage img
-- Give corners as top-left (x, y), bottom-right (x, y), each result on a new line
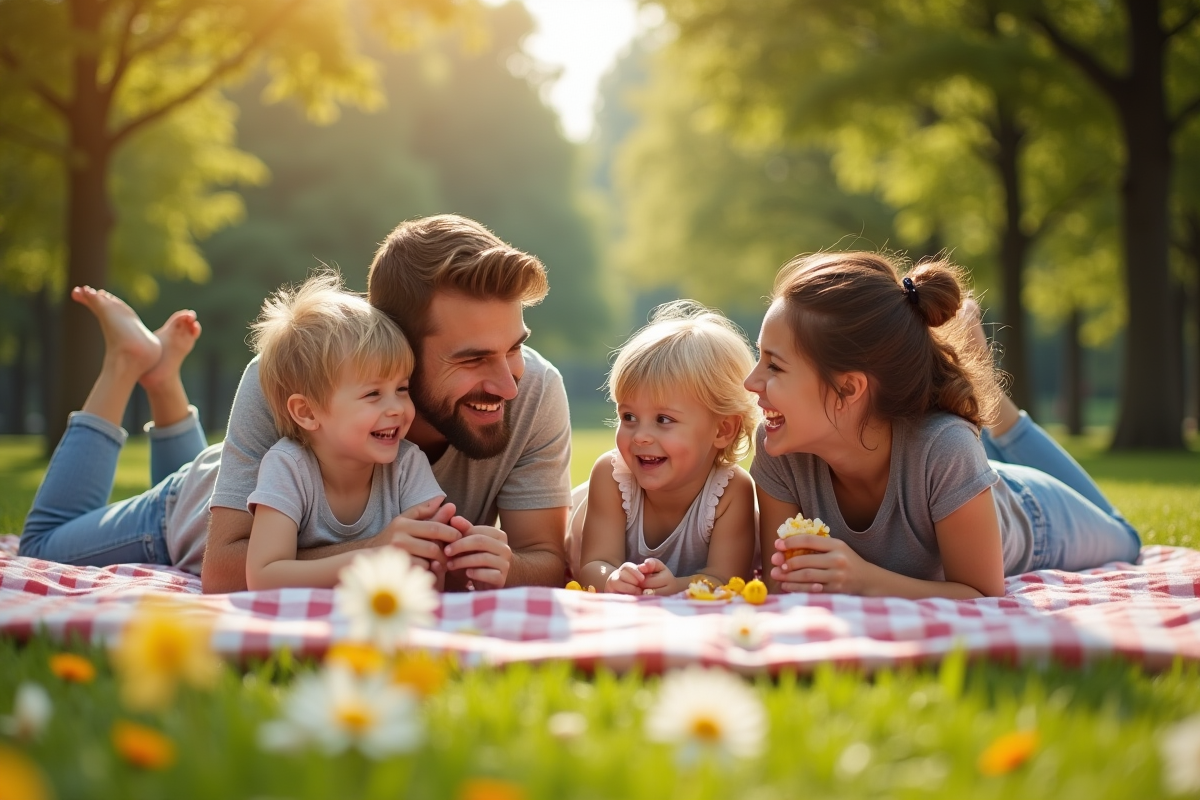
top-left (72, 286), bottom-right (161, 381)
top-left (140, 309), bottom-right (201, 392)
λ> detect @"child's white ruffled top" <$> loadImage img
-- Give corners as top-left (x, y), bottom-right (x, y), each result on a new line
top-left (611, 449), bottom-right (734, 578)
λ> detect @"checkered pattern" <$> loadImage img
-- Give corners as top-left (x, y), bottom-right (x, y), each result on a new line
top-left (2, 535), bottom-right (1198, 672)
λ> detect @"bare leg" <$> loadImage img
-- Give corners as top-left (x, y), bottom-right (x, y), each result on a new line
top-left (74, 286), bottom-right (162, 428)
top-left (959, 297), bottom-right (1020, 437)
top-left (139, 309), bottom-right (201, 429)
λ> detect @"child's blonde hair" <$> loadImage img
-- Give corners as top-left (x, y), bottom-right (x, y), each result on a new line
top-left (608, 300), bottom-right (757, 466)
top-left (251, 272), bottom-right (414, 443)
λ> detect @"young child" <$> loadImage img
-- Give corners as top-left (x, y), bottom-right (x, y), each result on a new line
top-left (746, 251), bottom-right (1141, 599)
top-left (243, 274), bottom-right (452, 590)
top-left (574, 301), bottom-right (759, 596)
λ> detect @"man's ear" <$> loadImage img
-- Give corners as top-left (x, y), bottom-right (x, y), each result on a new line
top-left (713, 413), bottom-right (741, 449)
top-left (287, 394), bottom-right (321, 432)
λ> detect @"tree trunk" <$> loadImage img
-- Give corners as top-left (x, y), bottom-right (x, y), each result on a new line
top-left (204, 349), bottom-right (222, 433)
top-left (36, 288), bottom-right (59, 454)
top-left (14, 323), bottom-right (30, 434)
top-left (1109, 0), bottom-right (1184, 449)
top-left (46, 0), bottom-right (114, 450)
top-left (1064, 308), bottom-right (1085, 437)
top-left (992, 103), bottom-right (1032, 412)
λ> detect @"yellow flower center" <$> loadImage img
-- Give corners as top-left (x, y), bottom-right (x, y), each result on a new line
top-left (336, 702), bottom-right (375, 734)
top-left (739, 626), bottom-right (752, 637)
top-left (371, 590), bottom-right (400, 617)
top-left (690, 715), bottom-right (722, 742)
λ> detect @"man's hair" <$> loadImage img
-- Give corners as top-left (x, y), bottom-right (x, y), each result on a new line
top-left (608, 300), bottom-right (759, 466)
top-left (251, 272), bottom-right (414, 443)
top-left (367, 214), bottom-right (549, 344)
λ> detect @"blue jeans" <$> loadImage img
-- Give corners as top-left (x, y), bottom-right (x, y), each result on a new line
top-left (19, 409), bottom-right (208, 566)
top-left (982, 412), bottom-right (1141, 571)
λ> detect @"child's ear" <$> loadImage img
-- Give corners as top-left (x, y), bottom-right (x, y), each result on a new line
top-left (713, 413), bottom-right (741, 449)
top-left (286, 394), bottom-right (321, 432)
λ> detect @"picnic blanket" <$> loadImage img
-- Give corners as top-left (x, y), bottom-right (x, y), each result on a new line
top-left (2, 534), bottom-right (1199, 672)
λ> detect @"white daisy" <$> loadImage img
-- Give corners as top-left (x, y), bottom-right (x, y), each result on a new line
top-left (1161, 713), bottom-right (1200, 795)
top-left (725, 607), bottom-right (766, 650)
top-left (1, 682), bottom-right (52, 741)
top-left (645, 666), bottom-right (766, 762)
top-left (336, 548), bottom-right (439, 651)
top-left (258, 665), bottom-right (422, 759)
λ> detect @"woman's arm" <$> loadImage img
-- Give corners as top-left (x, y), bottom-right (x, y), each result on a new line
top-left (577, 455), bottom-right (643, 593)
top-left (757, 487), bottom-right (800, 594)
top-left (245, 506), bottom-right (362, 590)
top-left (769, 489), bottom-right (1006, 599)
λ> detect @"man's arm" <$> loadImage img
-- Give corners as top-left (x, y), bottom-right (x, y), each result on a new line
top-left (502, 505), bottom-right (568, 587)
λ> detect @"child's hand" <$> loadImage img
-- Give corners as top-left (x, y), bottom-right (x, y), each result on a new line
top-left (605, 562), bottom-right (646, 594)
top-left (383, 500), bottom-right (460, 578)
top-left (770, 534), bottom-right (876, 595)
top-left (637, 558), bottom-right (677, 596)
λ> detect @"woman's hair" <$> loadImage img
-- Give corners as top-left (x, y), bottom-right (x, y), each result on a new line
top-left (771, 251), bottom-right (999, 430)
top-left (607, 300), bottom-right (758, 466)
top-left (251, 272), bottom-right (414, 443)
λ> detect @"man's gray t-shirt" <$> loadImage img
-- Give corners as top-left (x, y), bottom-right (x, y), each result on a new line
top-left (750, 412), bottom-right (1035, 580)
top-left (246, 438), bottom-right (444, 549)
top-left (210, 346), bottom-right (573, 528)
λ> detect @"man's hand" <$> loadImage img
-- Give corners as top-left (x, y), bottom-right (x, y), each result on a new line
top-left (444, 518), bottom-right (512, 590)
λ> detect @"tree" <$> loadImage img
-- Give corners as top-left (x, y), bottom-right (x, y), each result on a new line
top-left (1016, 0), bottom-right (1200, 448)
top-left (0, 0), bottom-right (474, 446)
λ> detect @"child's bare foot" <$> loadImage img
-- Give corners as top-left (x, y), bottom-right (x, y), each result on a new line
top-left (139, 309), bottom-right (201, 392)
top-left (72, 286), bottom-right (161, 381)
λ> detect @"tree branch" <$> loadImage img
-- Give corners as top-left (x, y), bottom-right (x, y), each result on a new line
top-left (0, 121), bottom-right (71, 160)
top-left (110, 0), bottom-right (304, 147)
top-left (1167, 4), bottom-right (1200, 38)
top-left (1029, 173), bottom-right (1106, 241)
top-left (1031, 13), bottom-right (1124, 101)
top-left (0, 46), bottom-right (70, 117)
top-left (1172, 93), bottom-right (1200, 133)
top-left (104, 0), bottom-right (148, 96)
top-left (121, 7), bottom-right (194, 68)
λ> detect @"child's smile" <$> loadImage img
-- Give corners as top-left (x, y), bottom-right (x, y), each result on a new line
top-left (615, 391), bottom-right (728, 496)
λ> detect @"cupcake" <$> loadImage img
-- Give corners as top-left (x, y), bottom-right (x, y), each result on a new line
top-left (777, 513), bottom-right (831, 560)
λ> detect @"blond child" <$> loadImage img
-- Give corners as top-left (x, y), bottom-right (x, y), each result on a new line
top-left (574, 301), bottom-right (759, 596)
top-left (244, 274), bottom-right (451, 590)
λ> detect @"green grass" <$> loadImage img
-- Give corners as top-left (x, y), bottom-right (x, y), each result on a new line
top-left (2, 431), bottom-right (1199, 798)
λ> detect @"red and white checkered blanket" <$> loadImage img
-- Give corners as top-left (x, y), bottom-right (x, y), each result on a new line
top-left (2, 535), bottom-right (1198, 672)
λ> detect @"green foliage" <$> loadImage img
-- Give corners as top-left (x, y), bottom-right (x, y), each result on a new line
top-left (1, 634), bottom-right (1199, 798)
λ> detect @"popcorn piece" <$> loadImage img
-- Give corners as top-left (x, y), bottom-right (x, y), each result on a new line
top-left (686, 578), bottom-right (733, 602)
top-left (724, 576), bottom-right (746, 594)
top-left (565, 580), bottom-right (583, 591)
top-left (777, 513), bottom-right (831, 559)
top-left (742, 579), bottom-right (768, 605)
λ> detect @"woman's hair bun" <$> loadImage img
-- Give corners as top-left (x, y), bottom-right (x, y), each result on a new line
top-left (905, 260), bottom-right (963, 328)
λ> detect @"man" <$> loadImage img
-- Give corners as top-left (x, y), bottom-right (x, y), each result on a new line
top-left (199, 215), bottom-right (572, 593)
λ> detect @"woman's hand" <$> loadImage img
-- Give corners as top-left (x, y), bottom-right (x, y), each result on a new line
top-left (605, 562), bottom-right (646, 594)
top-left (769, 534), bottom-right (878, 595)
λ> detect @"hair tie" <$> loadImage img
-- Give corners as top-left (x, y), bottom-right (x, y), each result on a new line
top-left (902, 276), bottom-right (918, 305)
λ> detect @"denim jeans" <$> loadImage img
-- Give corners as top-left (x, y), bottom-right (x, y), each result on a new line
top-left (982, 411), bottom-right (1141, 571)
top-left (19, 408), bottom-right (208, 566)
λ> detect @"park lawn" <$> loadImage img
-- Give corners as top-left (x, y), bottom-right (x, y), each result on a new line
top-left (0, 430), bottom-right (1198, 798)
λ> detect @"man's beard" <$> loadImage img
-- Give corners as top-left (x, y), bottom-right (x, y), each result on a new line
top-left (410, 374), bottom-right (515, 460)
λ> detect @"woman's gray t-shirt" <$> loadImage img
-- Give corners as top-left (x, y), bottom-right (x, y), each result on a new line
top-left (246, 438), bottom-right (445, 550)
top-left (749, 413), bottom-right (1035, 579)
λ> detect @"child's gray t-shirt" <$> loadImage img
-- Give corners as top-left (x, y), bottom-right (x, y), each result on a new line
top-left (750, 412), bottom-right (1034, 580)
top-left (245, 438), bottom-right (444, 549)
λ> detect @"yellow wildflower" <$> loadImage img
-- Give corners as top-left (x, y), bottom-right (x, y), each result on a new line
top-left (325, 642), bottom-right (385, 677)
top-left (724, 576), bottom-right (746, 594)
top-left (458, 777), bottom-right (526, 800)
top-left (742, 579), bottom-right (768, 605)
top-left (564, 580), bottom-right (583, 591)
top-left (0, 745), bottom-right (52, 800)
top-left (49, 653), bottom-right (95, 684)
top-left (112, 721), bottom-right (176, 770)
top-left (111, 597), bottom-right (222, 711)
top-left (978, 730), bottom-right (1039, 776)
top-left (391, 651), bottom-right (453, 698)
